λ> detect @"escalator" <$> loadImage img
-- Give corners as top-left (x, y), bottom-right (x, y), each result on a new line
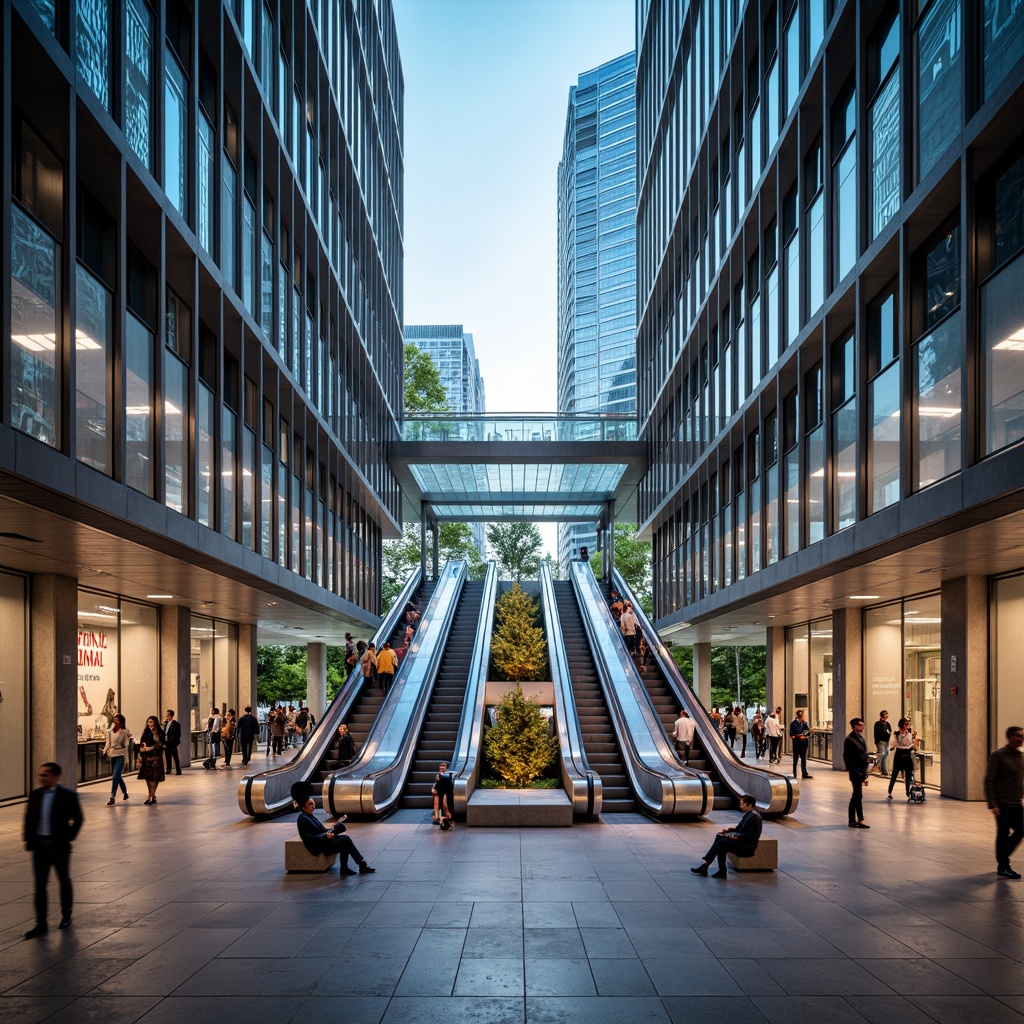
top-left (317, 581), bottom-right (437, 788)
top-left (553, 580), bottom-right (635, 812)
top-left (401, 580), bottom-right (485, 809)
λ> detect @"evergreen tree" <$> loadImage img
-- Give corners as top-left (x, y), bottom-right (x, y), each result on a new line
top-left (490, 583), bottom-right (547, 682)
top-left (484, 685), bottom-right (558, 788)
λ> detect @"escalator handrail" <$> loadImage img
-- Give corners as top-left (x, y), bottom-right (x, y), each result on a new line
top-left (450, 561), bottom-right (499, 816)
top-left (539, 562), bottom-right (601, 817)
top-left (570, 562), bottom-right (709, 817)
top-left (610, 567), bottom-right (797, 816)
top-left (237, 566), bottom-right (424, 817)
top-left (323, 560), bottom-right (469, 818)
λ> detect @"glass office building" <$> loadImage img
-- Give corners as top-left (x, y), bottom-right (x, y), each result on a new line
top-left (557, 51), bottom-right (637, 571)
top-left (637, 0), bottom-right (1024, 798)
top-left (2, 0), bottom-right (403, 796)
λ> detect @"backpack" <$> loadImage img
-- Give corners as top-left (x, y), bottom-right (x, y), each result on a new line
top-left (908, 782), bottom-right (926, 803)
top-left (295, 710), bottom-right (309, 729)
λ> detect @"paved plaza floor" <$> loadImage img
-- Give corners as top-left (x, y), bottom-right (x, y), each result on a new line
top-left (1, 754), bottom-right (1022, 1024)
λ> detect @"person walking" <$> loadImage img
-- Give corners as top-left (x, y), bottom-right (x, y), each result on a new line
top-left (764, 711), bottom-right (782, 763)
top-left (672, 709), bottom-right (694, 763)
top-left (619, 602), bottom-right (638, 653)
top-left (844, 718), bottom-right (870, 828)
top-left (432, 761), bottom-right (455, 829)
top-left (750, 711), bottom-right (765, 760)
top-left (137, 716), bottom-right (166, 804)
top-left (294, 704), bottom-right (311, 746)
top-left (220, 709), bottom-right (237, 766)
top-left (691, 794), bottom-right (762, 877)
top-left (710, 708), bottom-right (723, 736)
top-left (375, 641), bottom-right (398, 692)
top-left (236, 706), bottom-right (260, 765)
top-left (23, 763), bottom-right (83, 937)
top-left (735, 707), bottom-right (749, 757)
top-left (873, 710), bottom-right (893, 776)
top-left (295, 796), bottom-right (375, 875)
top-left (102, 714), bottom-right (133, 805)
top-left (790, 709), bottom-right (813, 779)
top-left (207, 706), bottom-right (222, 761)
top-left (887, 718), bottom-right (918, 800)
top-left (163, 710), bottom-right (182, 775)
top-left (270, 706), bottom-right (286, 755)
top-left (361, 642), bottom-right (378, 687)
top-left (984, 725), bottom-right (1024, 879)
top-left (723, 707), bottom-right (736, 749)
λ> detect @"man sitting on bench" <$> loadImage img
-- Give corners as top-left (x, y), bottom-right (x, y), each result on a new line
top-left (296, 796), bottom-right (375, 876)
top-left (691, 794), bottom-right (762, 878)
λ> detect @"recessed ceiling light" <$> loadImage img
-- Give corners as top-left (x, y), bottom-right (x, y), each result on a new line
top-left (849, 595), bottom-right (880, 600)
top-left (146, 594), bottom-right (174, 599)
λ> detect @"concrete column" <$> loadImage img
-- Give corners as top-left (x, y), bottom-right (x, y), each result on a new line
top-left (239, 623), bottom-right (258, 713)
top-left (30, 573), bottom-right (79, 781)
top-left (693, 642), bottom-right (712, 709)
top-left (160, 605), bottom-right (192, 765)
top-left (306, 642), bottom-right (327, 726)
top-left (765, 625), bottom-right (786, 715)
top-left (420, 505), bottom-right (428, 580)
top-left (832, 608), bottom-right (861, 772)
top-left (941, 576), bottom-right (988, 800)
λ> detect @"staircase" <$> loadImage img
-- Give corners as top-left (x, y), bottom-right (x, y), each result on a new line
top-left (316, 580), bottom-right (437, 788)
top-left (553, 580), bottom-right (635, 813)
top-left (400, 580), bottom-right (485, 809)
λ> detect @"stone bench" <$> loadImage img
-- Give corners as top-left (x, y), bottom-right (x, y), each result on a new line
top-left (285, 837), bottom-right (337, 872)
top-left (727, 837), bottom-right (778, 871)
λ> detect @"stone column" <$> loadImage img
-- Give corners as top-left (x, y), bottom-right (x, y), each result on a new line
top-left (160, 604), bottom-right (192, 766)
top-left (30, 573), bottom-right (78, 780)
top-left (238, 623), bottom-right (258, 712)
top-left (831, 608), bottom-right (861, 772)
top-left (306, 642), bottom-right (327, 727)
top-left (765, 625), bottom-right (786, 716)
top-left (693, 641), bottom-right (712, 709)
top-left (431, 517), bottom-right (440, 578)
top-left (941, 576), bottom-right (987, 800)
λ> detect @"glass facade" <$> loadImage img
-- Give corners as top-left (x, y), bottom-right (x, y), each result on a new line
top-left (75, 266), bottom-right (112, 475)
top-left (77, 0), bottom-right (111, 111)
top-left (164, 47), bottom-right (188, 220)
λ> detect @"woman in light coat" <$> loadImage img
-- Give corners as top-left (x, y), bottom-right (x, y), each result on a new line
top-left (103, 714), bottom-right (133, 805)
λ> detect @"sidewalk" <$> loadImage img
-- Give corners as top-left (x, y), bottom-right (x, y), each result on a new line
top-left (0, 756), bottom-right (1021, 1024)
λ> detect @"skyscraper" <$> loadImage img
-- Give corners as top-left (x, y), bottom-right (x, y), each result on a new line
top-left (557, 51), bottom-right (637, 571)
top-left (405, 324), bottom-right (486, 415)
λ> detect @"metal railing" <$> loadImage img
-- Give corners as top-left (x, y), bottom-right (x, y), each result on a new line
top-left (401, 413), bottom-right (638, 442)
top-left (610, 568), bottom-right (798, 816)
top-left (324, 561), bottom-right (468, 818)
top-left (237, 567), bottom-right (422, 817)
top-left (539, 561), bottom-right (601, 817)
top-left (570, 562), bottom-right (709, 817)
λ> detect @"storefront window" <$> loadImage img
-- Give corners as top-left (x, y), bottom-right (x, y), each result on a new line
top-left (864, 603), bottom-right (903, 740)
top-left (191, 615), bottom-right (238, 732)
top-left (0, 572), bottom-right (29, 801)
top-left (992, 574), bottom-right (1024, 736)
top-left (120, 600), bottom-right (159, 741)
top-left (786, 618), bottom-right (833, 761)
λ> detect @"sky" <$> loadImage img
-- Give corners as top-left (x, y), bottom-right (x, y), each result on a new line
top-left (392, 0), bottom-right (635, 414)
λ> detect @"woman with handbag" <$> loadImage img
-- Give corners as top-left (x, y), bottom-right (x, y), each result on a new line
top-left (220, 709), bottom-right (237, 766)
top-left (103, 714), bottom-right (133, 805)
top-left (138, 716), bottom-right (166, 804)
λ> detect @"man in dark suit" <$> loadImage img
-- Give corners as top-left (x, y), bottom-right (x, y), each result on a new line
top-left (236, 706), bottom-right (260, 766)
top-left (24, 763), bottom-right (84, 937)
top-left (691, 794), bottom-right (762, 878)
top-left (844, 717), bottom-right (871, 829)
top-left (296, 796), bottom-right (375, 876)
top-left (164, 709), bottom-right (182, 774)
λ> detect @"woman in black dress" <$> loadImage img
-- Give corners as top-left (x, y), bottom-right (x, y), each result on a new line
top-left (138, 716), bottom-right (166, 804)
top-left (335, 723), bottom-right (356, 765)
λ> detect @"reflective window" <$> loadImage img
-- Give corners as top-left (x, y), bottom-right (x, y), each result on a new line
top-left (915, 315), bottom-right (961, 487)
top-left (126, 0), bottom-right (153, 168)
top-left (197, 385), bottom-right (215, 527)
top-left (983, 0), bottom-right (1024, 101)
top-left (164, 351), bottom-right (188, 513)
top-left (832, 84), bottom-right (857, 283)
top-left (832, 400), bottom-right (857, 530)
top-left (993, 152), bottom-right (1024, 272)
top-left (870, 10), bottom-right (901, 239)
top-left (983, 252), bottom-right (1024, 453)
top-left (222, 162), bottom-right (237, 290)
top-left (197, 111), bottom-right (215, 254)
top-left (805, 141), bottom-right (825, 314)
top-left (222, 407), bottom-right (236, 539)
top-left (29, 0), bottom-right (57, 32)
top-left (77, 0), bottom-right (111, 110)
top-left (125, 313), bottom-right (153, 495)
top-left (917, 0), bottom-right (961, 181)
top-left (75, 266), bottom-right (112, 474)
top-left (164, 48), bottom-right (188, 218)
top-left (785, 4), bottom-right (800, 116)
top-left (868, 363), bottom-right (901, 512)
top-left (925, 225), bottom-right (960, 331)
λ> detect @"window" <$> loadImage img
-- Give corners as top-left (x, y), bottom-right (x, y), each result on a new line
top-left (222, 406), bottom-right (236, 538)
top-left (785, 2), bottom-right (801, 117)
top-left (805, 364), bottom-right (825, 544)
top-left (917, 0), bottom-right (961, 182)
top-left (765, 412), bottom-right (780, 565)
top-left (125, 0), bottom-right (154, 168)
top-left (805, 140), bottom-right (825, 315)
top-left (832, 82), bottom-right (857, 283)
top-left (868, 290), bottom-right (900, 512)
top-left (165, 289), bottom-right (190, 513)
top-left (164, 46), bottom-right (188, 219)
top-left (783, 186), bottom-right (800, 346)
top-left (748, 430), bottom-right (762, 573)
top-left (784, 390), bottom-right (800, 556)
top-left (748, 252), bottom-right (762, 389)
top-left (983, 0), bottom-right (1024, 101)
top-left (831, 332), bottom-right (857, 531)
top-left (125, 313), bottom-right (154, 495)
top-left (222, 106), bottom-right (238, 290)
top-left (197, 111), bottom-right (215, 255)
top-left (77, 0), bottom-right (111, 110)
top-left (765, 218), bottom-right (780, 366)
top-left (75, 267), bottom-right (112, 474)
top-left (870, 8), bottom-right (901, 239)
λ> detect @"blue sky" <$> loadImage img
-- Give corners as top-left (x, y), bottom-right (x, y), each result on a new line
top-left (392, 0), bottom-right (634, 413)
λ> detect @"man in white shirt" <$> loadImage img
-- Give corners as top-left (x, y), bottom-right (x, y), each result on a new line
top-left (672, 710), bottom-right (695, 763)
top-left (764, 712), bottom-right (782, 764)
top-left (620, 602), bottom-right (638, 653)
top-left (208, 707), bottom-right (222, 760)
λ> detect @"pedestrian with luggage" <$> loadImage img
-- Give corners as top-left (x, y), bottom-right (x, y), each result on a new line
top-left (887, 718), bottom-right (918, 800)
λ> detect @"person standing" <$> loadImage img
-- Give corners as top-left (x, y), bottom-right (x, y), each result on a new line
top-left (236, 706), bottom-right (259, 765)
top-left (375, 641), bottom-right (398, 692)
top-left (294, 704), bottom-right (311, 745)
top-left (295, 796), bottom-right (375, 875)
top-left (873, 710), bottom-right (893, 776)
top-left (619, 602), bottom-right (638, 653)
top-left (672, 709), bottom-right (694, 763)
top-left (735, 707), bottom-right (749, 757)
top-left (23, 763), bottom-right (83, 937)
top-left (790, 709), bottom-right (813, 779)
top-left (220, 709), bottom-right (237, 766)
top-left (335, 723), bottom-right (356, 765)
top-left (579, 545), bottom-right (589, 563)
top-left (270, 706), bottom-right (286, 756)
top-left (764, 711), bottom-right (782, 764)
top-left (887, 718), bottom-right (918, 800)
top-left (723, 707), bottom-right (736, 749)
top-left (750, 711), bottom-right (765, 760)
top-left (207, 706), bottom-right (222, 761)
top-left (103, 714), bottom-right (133, 805)
top-left (710, 708), bottom-right (723, 736)
top-left (432, 761), bottom-right (455, 829)
top-left (691, 794), bottom-right (762, 877)
top-left (138, 716), bottom-right (166, 803)
top-left (361, 642), bottom-right (378, 687)
top-left (843, 718), bottom-right (870, 828)
top-left (984, 726), bottom-right (1024, 879)
top-left (163, 710), bottom-right (182, 775)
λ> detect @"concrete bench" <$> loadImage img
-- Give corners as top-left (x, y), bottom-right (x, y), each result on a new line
top-left (727, 837), bottom-right (778, 871)
top-left (285, 837), bottom-right (337, 872)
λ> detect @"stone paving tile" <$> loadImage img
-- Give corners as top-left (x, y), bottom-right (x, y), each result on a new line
top-left (843, 995), bottom-right (948, 1024)
top-left (525, 995), bottom-right (671, 1022)
top-left (579, 926), bottom-right (635, 958)
top-left (133, 995), bottom-right (299, 1024)
top-left (590, 958), bottom-right (656, 996)
top-left (858, 956), bottom-right (987, 995)
top-left (379, 996), bottom-right (525, 1024)
top-left (757, 957), bottom-right (896, 996)
top-left (524, 927), bottom-right (586, 959)
top-left (719, 958), bottom-right (788, 997)
top-left (907, 995), bottom-right (1024, 1024)
top-left (754, 995), bottom-right (880, 1024)
top-left (524, 902), bottom-right (576, 928)
top-left (453, 958), bottom-right (525, 997)
top-left (641, 957), bottom-right (744, 997)
top-left (662, 994), bottom-right (769, 1024)
top-left (0, 996), bottom-right (76, 1024)
top-left (525, 957), bottom-right (596, 996)
top-left (934, 958), bottom-right (1024, 994)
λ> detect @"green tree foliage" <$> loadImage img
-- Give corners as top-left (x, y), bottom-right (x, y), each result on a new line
top-left (403, 342), bottom-right (449, 414)
top-left (669, 644), bottom-right (768, 710)
top-left (486, 521), bottom-right (543, 580)
top-left (592, 523), bottom-right (653, 615)
top-left (543, 554), bottom-right (561, 580)
top-left (256, 645), bottom-right (308, 705)
top-left (483, 685), bottom-right (558, 787)
top-left (490, 583), bottom-right (547, 682)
